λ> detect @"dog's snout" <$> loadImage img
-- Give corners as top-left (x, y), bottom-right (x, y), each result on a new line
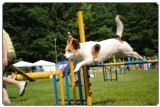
top-left (63, 55), bottom-right (68, 60)
top-left (64, 54), bottom-right (69, 59)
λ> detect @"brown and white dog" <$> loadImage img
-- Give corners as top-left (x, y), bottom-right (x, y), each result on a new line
top-left (64, 15), bottom-right (144, 72)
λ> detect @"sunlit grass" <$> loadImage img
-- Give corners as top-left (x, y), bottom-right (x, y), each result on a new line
top-left (5, 69), bottom-right (158, 105)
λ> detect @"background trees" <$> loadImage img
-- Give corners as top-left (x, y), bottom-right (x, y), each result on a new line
top-left (3, 3), bottom-right (158, 63)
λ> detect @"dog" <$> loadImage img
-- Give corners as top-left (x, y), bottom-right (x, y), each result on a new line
top-left (64, 15), bottom-right (144, 72)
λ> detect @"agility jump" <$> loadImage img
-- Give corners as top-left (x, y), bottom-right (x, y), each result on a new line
top-left (53, 61), bottom-right (85, 105)
top-left (52, 11), bottom-right (158, 105)
top-left (92, 60), bottom-right (158, 81)
top-left (52, 11), bottom-right (92, 105)
top-left (87, 60), bottom-right (158, 67)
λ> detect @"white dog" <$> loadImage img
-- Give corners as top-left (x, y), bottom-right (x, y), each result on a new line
top-left (64, 15), bottom-right (144, 72)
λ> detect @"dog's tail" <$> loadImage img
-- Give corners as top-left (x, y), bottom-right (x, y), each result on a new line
top-left (115, 15), bottom-right (124, 38)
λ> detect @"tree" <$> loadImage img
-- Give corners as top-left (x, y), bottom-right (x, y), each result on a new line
top-left (3, 3), bottom-right (158, 63)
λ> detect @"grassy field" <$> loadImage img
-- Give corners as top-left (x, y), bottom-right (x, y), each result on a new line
top-left (5, 69), bottom-right (158, 106)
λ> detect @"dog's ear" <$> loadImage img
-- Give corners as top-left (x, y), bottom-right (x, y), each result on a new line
top-left (72, 39), bottom-right (80, 50)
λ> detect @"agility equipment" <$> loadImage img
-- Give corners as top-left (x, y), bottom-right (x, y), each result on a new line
top-left (53, 61), bottom-right (86, 105)
top-left (52, 11), bottom-right (92, 105)
top-left (13, 71), bottom-right (55, 80)
top-left (52, 10), bottom-right (158, 105)
top-left (78, 11), bottom-right (92, 105)
top-left (89, 67), bottom-right (96, 77)
top-left (103, 66), bottom-right (118, 81)
top-left (87, 60), bottom-right (158, 67)
top-left (10, 66), bottom-right (35, 82)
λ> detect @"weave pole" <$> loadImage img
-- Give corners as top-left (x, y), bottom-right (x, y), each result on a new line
top-left (77, 11), bottom-right (92, 105)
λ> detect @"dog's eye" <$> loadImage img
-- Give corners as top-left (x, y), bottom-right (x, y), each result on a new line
top-left (68, 49), bottom-right (71, 53)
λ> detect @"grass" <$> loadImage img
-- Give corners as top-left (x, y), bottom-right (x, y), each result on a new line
top-left (5, 69), bottom-right (158, 105)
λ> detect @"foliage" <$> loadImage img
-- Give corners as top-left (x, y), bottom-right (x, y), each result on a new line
top-left (3, 3), bottom-right (158, 62)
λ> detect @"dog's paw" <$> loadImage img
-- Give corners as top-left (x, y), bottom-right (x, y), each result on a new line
top-left (74, 67), bottom-right (79, 73)
top-left (74, 64), bottom-right (82, 72)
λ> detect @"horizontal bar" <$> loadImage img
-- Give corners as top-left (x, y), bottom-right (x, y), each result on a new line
top-left (105, 62), bottom-right (124, 66)
top-left (87, 60), bottom-right (158, 67)
top-left (148, 60), bottom-right (158, 63)
top-left (124, 60), bottom-right (147, 65)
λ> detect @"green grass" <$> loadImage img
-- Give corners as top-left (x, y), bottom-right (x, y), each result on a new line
top-left (5, 69), bottom-right (158, 105)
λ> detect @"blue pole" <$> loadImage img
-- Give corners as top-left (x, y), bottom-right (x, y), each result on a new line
top-left (92, 67), bottom-right (94, 75)
top-left (110, 70), bottom-right (112, 81)
top-left (77, 71), bottom-right (83, 105)
top-left (110, 66), bottom-right (114, 81)
top-left (146, 63), bottom-right (149, 70)
top-left (115, 68), bottom-right (118, 81)
top-left (150, 63), bottom-right (152, 69)
top-left (128, 57), bottom-right (131, 71)
top-left (75, 59), bottom-right (84, 105)
top-left (103, 67), bottom-right (106, 81)
top-left (64, 66), bottom-right (71, 105)
top-left (53, 75), bottom-right (59, 105)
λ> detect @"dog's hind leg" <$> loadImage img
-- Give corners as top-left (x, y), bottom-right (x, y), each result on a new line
top-left (135, 53), bottom-right (144, 60)
top-left (74, 58), bottom-right (93, 72)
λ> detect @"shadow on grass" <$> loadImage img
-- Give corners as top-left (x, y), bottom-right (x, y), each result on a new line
top-left (92, 99), bottom-right (116, 105)
top-left (9, 96), bottom-right (16, 100)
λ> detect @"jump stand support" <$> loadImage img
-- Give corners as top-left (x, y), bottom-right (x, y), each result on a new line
top-left (52, 61), bottom-right (91, 105)
top-left (52, 11), bottom-right (92, 105)
top-left (103, 66), bottom-right (118, 81)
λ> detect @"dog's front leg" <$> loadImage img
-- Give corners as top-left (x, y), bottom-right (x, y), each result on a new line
top-left (74, 59), bottom-right (92, 72)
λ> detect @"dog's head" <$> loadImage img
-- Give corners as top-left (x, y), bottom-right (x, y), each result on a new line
top-left (64, 38), bottom-right (80, 60)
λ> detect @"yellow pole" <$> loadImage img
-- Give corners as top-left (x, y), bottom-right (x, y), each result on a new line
top-left (59, 71), bottom-right (65, 105)
top-left (83, 66), bottom-right (92, 105)
top-left (148, 59), bottom-right (158, 63)
top-left (78, 11), bottom-right (92, 105)
top-left (102, 67), bottom-right (105, 81)
top-left (112, 55), bottom-right (116, 78)
top-left (94, 69), bottom-right (96, 77)
top-left (70, 61), bottom-right (77, 104)
top-left (113, 55), bottom-right (116, 63)
top-left (78, 11), bottom-right (85, 42)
